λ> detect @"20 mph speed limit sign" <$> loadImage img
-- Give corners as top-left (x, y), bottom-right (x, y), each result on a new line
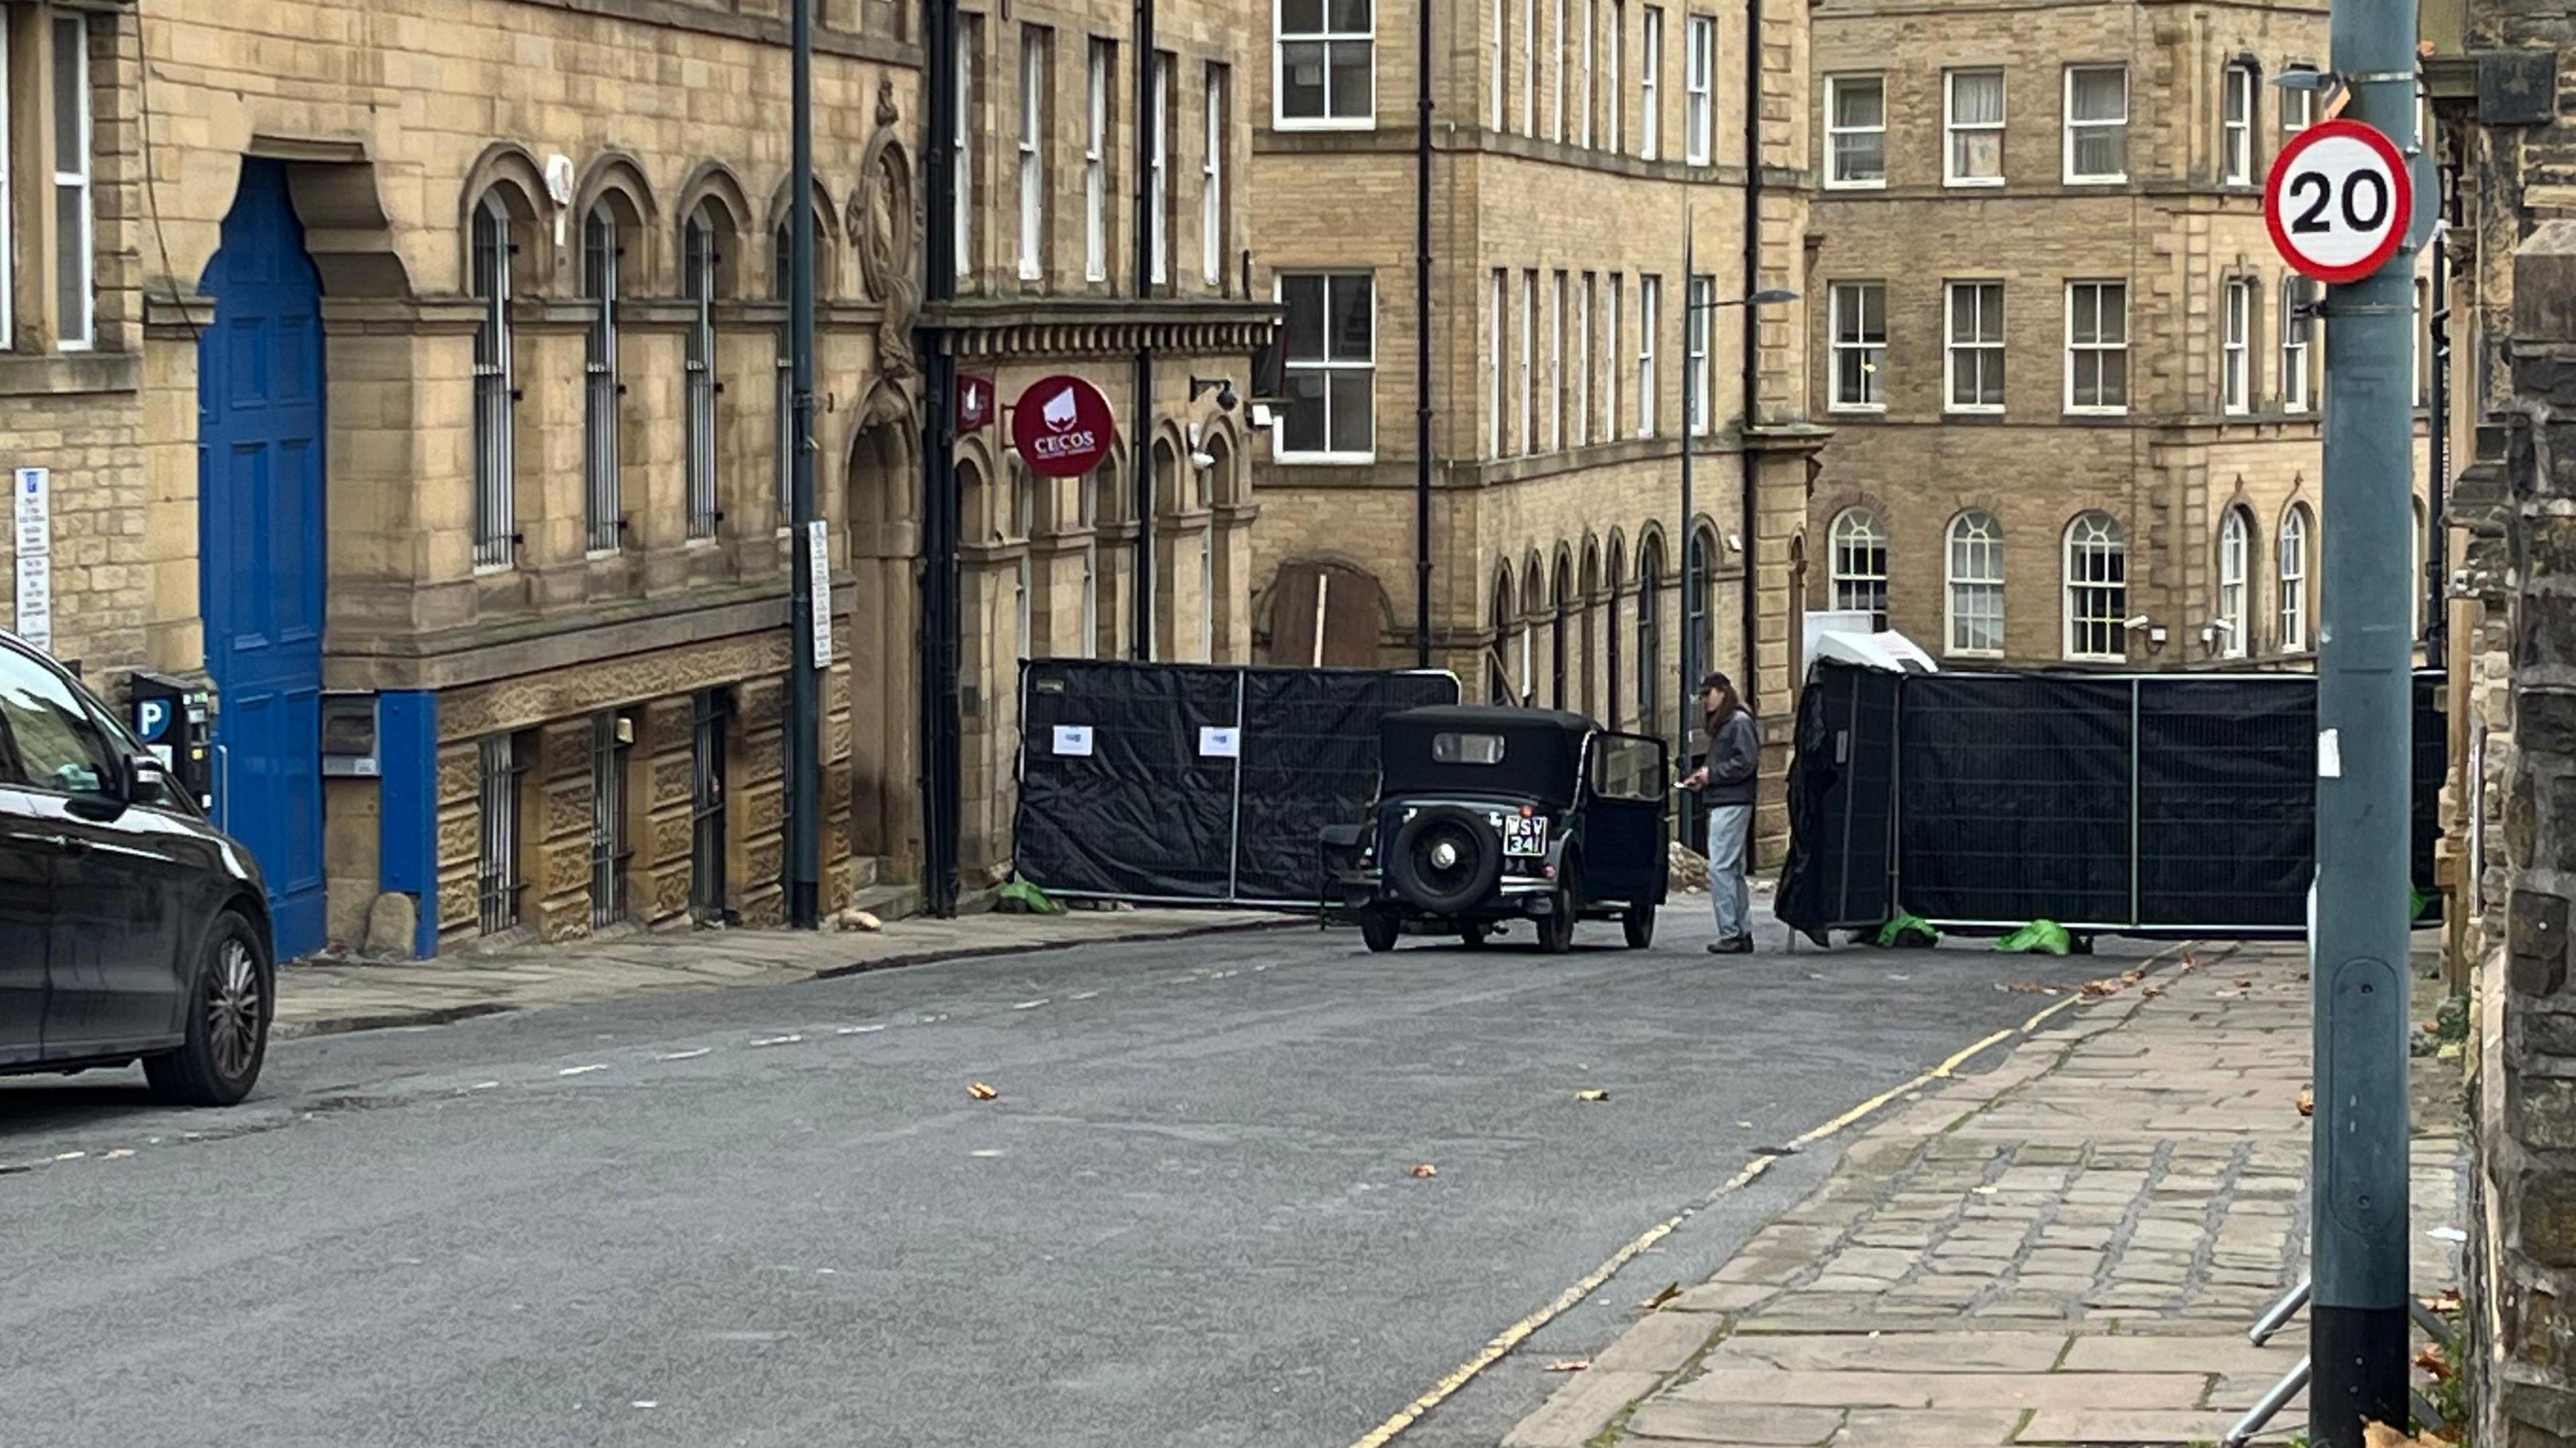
top-left (2265, 117), bottom-right (2414, 284)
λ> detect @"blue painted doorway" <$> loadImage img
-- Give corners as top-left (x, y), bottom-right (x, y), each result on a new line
top-left (199, 159), bottom-right (327, 958)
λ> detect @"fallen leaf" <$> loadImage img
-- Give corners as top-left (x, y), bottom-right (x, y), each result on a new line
top-left (968, 1082), bottom-right (1000, 1101)
top-left (2002, 980), bottom-right (2056, 995)
top-left (2141, 985), bottom-right (2165, 999)
top-left (1409, 1163), bottom-right (1438, 1178)
top-left (2364, 1422), bottom-right (2449, 1448)
top-left (1640, 1282), bottom-right (1681, 1310)
top-left (2415, 1342), bottom-right (2455, 1382)
top-left (2237, 978), bottom-right (2255, 988)
top-left (2428, 1288), bottom-right (2464, 1313)
top-left (2297, 1087), bottom-right (2316, 1117)
top-left (1545, 1359), bottom-right (1591, 1372)
top-left (2081, 978), bottom-right (2126, 998)
top-left (1576, 1089), bottom-right (1612, 1103)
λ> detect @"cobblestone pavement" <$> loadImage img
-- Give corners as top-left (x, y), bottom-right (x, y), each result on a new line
top-left (273, 907), bottom-right (1290, 1040)
top-left (1502, 941), bottom-right (2467, 1448)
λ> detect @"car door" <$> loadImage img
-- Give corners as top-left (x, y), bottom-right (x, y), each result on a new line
top-left (0, 785), bottom-right (54, 1066)
top-left (1581, 732), bottom-right (1670, 907)
top-left (0, 641), bottom-right (192, 1052)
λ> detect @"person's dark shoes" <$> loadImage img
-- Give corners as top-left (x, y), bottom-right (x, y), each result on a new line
top-left (1705, 936), bottom-right (1755, 955)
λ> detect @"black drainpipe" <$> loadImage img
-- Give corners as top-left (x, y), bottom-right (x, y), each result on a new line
top-left (920, 0), bottom-right (962, 915)
top-left (1413, 0), bottom-right (1434, 667)
top-left (1736, 0), bottom-right (1765, 716)
top-left (1130, 0), bottom-right (1158, 659)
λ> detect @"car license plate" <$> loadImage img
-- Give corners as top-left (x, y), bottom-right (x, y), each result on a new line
top-left (1503, 815), bottom-right (1547, 857)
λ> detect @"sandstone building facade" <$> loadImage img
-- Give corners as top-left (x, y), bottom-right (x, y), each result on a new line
top-left (0, 0), bottom-right (1265, 956)
top-left (1244, 0), bottom-right (1823, 850)
top-left (1804, 0), bottom-right (2432, 669)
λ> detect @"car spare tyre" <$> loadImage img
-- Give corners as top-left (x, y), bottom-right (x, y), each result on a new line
top-left (1388, 806), bottom-right (1503, 916)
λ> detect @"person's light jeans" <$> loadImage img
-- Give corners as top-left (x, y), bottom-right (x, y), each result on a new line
top-left (1705, 805), bottom-right (1753, 943)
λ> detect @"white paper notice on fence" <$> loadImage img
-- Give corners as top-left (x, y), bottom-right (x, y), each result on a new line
top-left (2317, 728), bottom-right (2343, 779)
top-left (1053, 724), bottom-right (1095, 757)
top-left (1199, 726), bottom-right (1240, 759)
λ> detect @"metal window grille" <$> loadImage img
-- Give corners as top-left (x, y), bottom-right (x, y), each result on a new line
top-left (690, 690), bottom-right (731, 923)
top-left (472, 197), bottom-right (517, 568)
top-left (476, 734), bottom-right (521, 936)
top-left (589, 713), bottom-right (629, 930)
top-left (685, 212), bottom-right (721, 541)
top-left (583, 206), bottom-right (623, 553)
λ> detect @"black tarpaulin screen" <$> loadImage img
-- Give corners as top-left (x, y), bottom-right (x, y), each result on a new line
top-left (1774, 662), bottom-right (2449, 940)
top-left (1013, 660), bottom-right (1461, 905)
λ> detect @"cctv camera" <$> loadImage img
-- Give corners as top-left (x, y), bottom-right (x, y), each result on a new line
top-left (1189, 449), bottom-right (1217, 471)
top-left (1216, 382), bottom-right (1239, 412)
top-left (2123, 615), bottom-right (2153, 630)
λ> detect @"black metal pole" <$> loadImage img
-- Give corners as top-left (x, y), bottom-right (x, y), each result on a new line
top-left (1130, 0), bottom-right (1158, 659)
top-left (1737, 0), bottom-right (1764, 720)
top-left (785, 0), bottom-right (821, 928)
top-left (1413, 0), bottom-right (1434, 669)
top-left (2427, 199), bottom-right (2450, 663)
top-left (1678, 222), bottom-right (1695, 759)
top-left (921, 0), bottom-right (962, 916)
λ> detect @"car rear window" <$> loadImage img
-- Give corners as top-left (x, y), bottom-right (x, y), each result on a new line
top-left (1431, 732), bottom-right (1507, 765)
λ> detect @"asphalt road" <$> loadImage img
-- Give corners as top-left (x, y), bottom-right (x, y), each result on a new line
top-left (0, 905), bottom-right (2144, 1448)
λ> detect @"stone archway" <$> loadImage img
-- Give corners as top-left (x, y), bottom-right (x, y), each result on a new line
top-left (845, 414), bottom-right (921, 882)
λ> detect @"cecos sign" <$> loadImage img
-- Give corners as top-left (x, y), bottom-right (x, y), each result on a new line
top-left (1010, 375), bottom-right (1116, 478)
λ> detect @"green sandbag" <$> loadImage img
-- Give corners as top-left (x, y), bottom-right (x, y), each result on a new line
top-left (998, 877), bottom-right (1067, 915)
top-left (1995, 920), bottom-right (2072, 956)
top-left (1876, 910), bottom-right (1942, 949)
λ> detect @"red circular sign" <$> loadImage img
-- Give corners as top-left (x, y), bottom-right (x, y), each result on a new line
top-left (1010, 375), bottom-right (1117, 478)
top-left (2264, 118), bottom-right (2413, 285)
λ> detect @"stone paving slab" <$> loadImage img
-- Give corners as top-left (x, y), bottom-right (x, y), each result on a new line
top-left (1500, 940), bottom-right (2471, 1447)
top-left (274, 908), bottom-right (1293, 1040)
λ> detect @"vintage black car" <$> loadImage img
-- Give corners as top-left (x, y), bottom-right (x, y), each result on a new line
top-left (1321, 705), bottom-right (1670, 952)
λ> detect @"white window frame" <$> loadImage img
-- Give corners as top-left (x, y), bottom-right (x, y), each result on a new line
top-left (1519, 268), bottom-right (1537, 452)
top-left (1275, 0), bottom-right (1376, 129)
top-left (1945, 510), bottom-right (2005, 657)
top-left (2222, 61), bottom-right (2256, 186)
top-left (1579, 0), bottom-right (1596, 146)
top-left (1685, 273), bottom-right (1713, 434)
top-left (1607, 0), bottom-right (1625, 152)
top-left (1829, 508), bottom-right (1888, 618)
top-left (1944, 279), bottom-right (2004, 414)
top-left (1018, 27), bottom-right (1046, 282)
top-left (1197, 529), bottom-right (1216, 661)
top-left (1577, 271), bottom-right (1595, 445)
top-left (2216, 507), bottom-right (2251, 657)
top-left (1828, 280), bottom-right (1886, 413)
top-left (2062, 511), bottom-right (2129, 662)
top-left (1823, 72), bottom-right (1886, 188)
top-left (2064, 280), bottom-right (2129, 415)
top-left (2283, 66), bottom-right (2317, 135)
top-left (1202, 65), bottom-right (1226, 286)
top-left (1277, 272), bottom-right (1377, 463)
top-left (2282, 278), bottom-right (2312, 412)
top-left (2063, 64), bottom-right (2129, 184)
top-left (1552, 0), bottom-right (1567, 141)
top-left (2222, 278), bottom-right (2253, 415)
top-left (1150, 54), bottom-right (1171, 284)
top-left (1, 23), bottom-right (15, 348)
top-left (2278, 504), bottom-right (2311, 652)
top-left (954, 27), bottom-right (975, 278)
top-left (1550, 270), bottom-right (1566, 449)
top-left (1605, 272), bottom-right (1624, 440)
top-left (1085, 41), bottom-right (1110, 282)
top-left (1943, 67), bottom-right (2004, 186)
top-left (1520, 0), bottom-right (1537, 135)
top-left (52, 15), bottom-right (93, 351)
top-left (1489, 268), bottom-right (1508, 456)
top-left (1639, 6), bottom-right (1662, 160)
top-left (1636, 274), bottom-right (1660, 437)
top-left (1684, 15), bottom-right (1715, 166)
top-left (1491, 0), bottom-right (1507, 129)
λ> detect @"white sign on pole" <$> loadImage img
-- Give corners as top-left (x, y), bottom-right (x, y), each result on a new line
top-left (2264, 119), bottom-right (2414, 285)
top-left (805, 518), bottom-right (833, 669)
top-left (13, 467), bottom-right (52, 653)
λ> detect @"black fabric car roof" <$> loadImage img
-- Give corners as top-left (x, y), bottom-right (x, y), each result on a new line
top-left (1379, 705), bottom-right (1593, 807)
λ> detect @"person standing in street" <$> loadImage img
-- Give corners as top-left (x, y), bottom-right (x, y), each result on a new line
top-left (1678, 672), bottom-right (1759, 954)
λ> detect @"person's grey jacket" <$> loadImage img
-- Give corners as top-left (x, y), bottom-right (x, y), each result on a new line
top-left (1699, 710), bottom-right (1761, 807)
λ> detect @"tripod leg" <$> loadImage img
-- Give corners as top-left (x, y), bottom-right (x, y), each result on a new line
top-left (2250, 1278), bottom-right (2312, 1347)
top-left (2221, 1356), bottom-right (2312, 1448)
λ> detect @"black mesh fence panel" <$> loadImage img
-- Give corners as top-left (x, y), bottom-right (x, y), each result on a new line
top-left (1014, 660), bottom-right (1460, 905)
top-left (1896, 675), bottom-right (2134, 928)
top-left (2137, 678), bottom-right (2314, 929)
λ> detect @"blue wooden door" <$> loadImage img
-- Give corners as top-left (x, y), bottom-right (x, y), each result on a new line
top-left (199, 160), bottom-right (327, 958)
